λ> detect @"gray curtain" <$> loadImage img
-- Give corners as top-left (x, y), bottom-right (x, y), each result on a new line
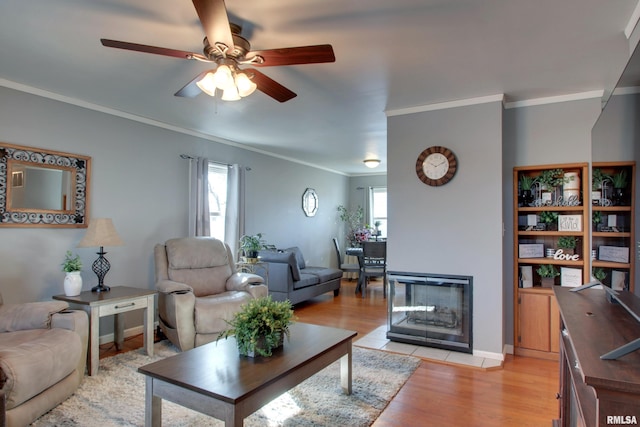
top-left (188, 157), bottom-right (210, 237)
top-left (225, 163), bottom-right (246, 257)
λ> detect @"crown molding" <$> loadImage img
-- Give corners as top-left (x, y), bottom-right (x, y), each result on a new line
top-left (503, 90), bottom-right (604, 109)
top-left (385, 94), bottom-right (504, 117)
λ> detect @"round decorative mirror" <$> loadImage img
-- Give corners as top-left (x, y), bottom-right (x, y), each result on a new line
top-left (302, 188), bottom-right (318, 217)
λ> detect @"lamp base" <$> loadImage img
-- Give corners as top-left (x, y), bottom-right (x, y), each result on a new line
top-left (92, 284), bottom-right (111, 293)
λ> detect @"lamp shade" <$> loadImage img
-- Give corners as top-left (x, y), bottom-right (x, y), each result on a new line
top-left (78, 218), bottom-right (124, 248)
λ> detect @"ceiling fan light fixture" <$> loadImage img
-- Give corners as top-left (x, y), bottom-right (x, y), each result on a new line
top-left (213, 64), bottom-right (234, 90)
top-left (235, 72), bottom-right (257, 97)
top-left (221, 85), bottom-right (241, 101)
top-left (196, 72), bottom-right (217, 97)
top-left (363, 159), bottom-right (381, 168)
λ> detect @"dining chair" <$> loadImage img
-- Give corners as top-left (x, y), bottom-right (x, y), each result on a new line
top-left (332, 237), bottom-right (360, 280)
top-left (360, 240), bottom-right (387, 298)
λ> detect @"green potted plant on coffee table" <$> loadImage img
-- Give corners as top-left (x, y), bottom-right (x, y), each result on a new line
top-left (217, 296), bottom-right (295, 357)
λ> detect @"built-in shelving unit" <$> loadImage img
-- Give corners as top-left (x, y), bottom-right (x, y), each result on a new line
top-left (513, 163), bottom-right (589, 360)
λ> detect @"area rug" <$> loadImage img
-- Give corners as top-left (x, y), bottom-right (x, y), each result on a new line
top-left (32, 340), bottom-right (420, 426)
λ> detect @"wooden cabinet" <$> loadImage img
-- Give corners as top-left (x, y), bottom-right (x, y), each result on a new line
top-left (517, 290), bottom-right (559, 353)
top-left (513, 163), bottom-right (589, 359)
top-left (554, 286), bottom-right (640, 426)
top-left (591, 161), bottom-right (635, 293)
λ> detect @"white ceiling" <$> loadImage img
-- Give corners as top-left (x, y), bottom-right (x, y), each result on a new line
top-left (1, 0), bottom-right (639, 175)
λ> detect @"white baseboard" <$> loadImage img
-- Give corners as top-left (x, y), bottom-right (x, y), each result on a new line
top-left (473, 349), bottom-right (504, 361)
top-left (503, 344), bottom-right (514, 355)
top-left (98, 321), bottom-right (158, 345)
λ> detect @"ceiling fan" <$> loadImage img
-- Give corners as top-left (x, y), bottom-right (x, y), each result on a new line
top-left (100, 0), bottom-right (335, 102)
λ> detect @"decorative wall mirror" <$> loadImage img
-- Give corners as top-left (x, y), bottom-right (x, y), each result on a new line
top-left (302, 188), bottom-right (318, 217)
top-left (0, 142), bottom-right (91, 227)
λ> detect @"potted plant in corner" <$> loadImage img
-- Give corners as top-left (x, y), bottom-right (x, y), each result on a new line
top-left (239, 233), bottom-right (266, 263)
top-left (536, 264), bottom-right (559, 288)
top-left (61, 250), bottom-right (83, 296)
top-left (217, 296), bottom-right (295, 357)
top-left (557, 236), bottom-right (577, 255)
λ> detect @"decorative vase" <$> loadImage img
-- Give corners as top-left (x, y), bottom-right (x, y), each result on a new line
top-left (64, 271), bottom-right (83, 296)
top-left (519, 189), bottom-right (534, 207)
top-left (612, 188), bottom-right (625, 206)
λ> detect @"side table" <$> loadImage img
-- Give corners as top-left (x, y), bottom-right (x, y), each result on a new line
top-left (53, 286), bottom-right (156, 376)
top-left (236, 261), bottom-right (269, 287)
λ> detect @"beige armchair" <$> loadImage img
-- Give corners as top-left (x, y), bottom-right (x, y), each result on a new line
top-left (0, 295), bottom-right (88, 426)
top-left (154, 237), bottom-right (268, 351)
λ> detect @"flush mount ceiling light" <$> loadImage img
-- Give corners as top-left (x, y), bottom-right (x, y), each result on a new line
top-left (363, 159), bottom-right (381, 168)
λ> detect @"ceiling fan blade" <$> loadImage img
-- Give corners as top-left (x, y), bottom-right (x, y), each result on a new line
top-left (246, 68), bottom-right (297, 102)
top-left (249, 45), bottom-right (335, 67)
top-left (192, 0), bottom-right (234, 51)
top-left (174, 71), bottom-right (211, 97)
top-left (100, 39), bottom-right (208, 61)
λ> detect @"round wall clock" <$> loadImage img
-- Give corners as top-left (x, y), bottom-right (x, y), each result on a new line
top-left (415, 146), bottom-right (458, 186)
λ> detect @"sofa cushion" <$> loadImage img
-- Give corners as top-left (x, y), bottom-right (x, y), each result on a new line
top-left (284, 247), bottom-right (306, 270)
top-left (0, 328), bottom-right (81, 409)
top-left (194, 291), bottom-right (253, 334)
top-left (259, 250), bottom-right (301, 282)
top-left (292, 272), bottom-right (321, 290)
top-left (302, 266), bottom-right (343, 283)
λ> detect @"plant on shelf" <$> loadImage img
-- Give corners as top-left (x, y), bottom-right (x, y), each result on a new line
top-left (217, 296), bottom-right (295, 357)
top-left (592, 168), bottom-right (609, 190)
top-left (239, 233), bottom-right (267, 261)
top-left (537, 168), bottom-right (567, 191)
top-left (61, 250), bottom-right (82, 272)
top-left (592, 210), bottom-right (602, 231)
top-left (519, 174), bottom-right (536, 206)
top-left (592, 267), bottom-right (607, 283)
top-left (557, 236), bottom-right (577, 254)
top-left (538, 211), bottom-right (558, 230)
top-left (536, 264), bottom-right (559, 288)
top-left (611, 170), bottom-right (628, 206)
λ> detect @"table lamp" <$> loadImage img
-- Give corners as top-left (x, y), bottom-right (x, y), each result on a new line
top-left (78, 218), bottom-right (123, 292)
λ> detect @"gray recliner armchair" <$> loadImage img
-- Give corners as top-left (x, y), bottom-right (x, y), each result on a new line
top-left (154, 237), bottom-right (268, 351)
top-left (0, 295), bottom-right (88, 426)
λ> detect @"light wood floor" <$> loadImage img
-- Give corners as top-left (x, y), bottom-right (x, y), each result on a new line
top-left (100, 278), bottom-right (560, 426)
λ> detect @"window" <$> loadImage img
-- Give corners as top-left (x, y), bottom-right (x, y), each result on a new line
top-left (369, 187), bottom-right (387, 238)
top-left (208, 163), bottom-right (228, 240)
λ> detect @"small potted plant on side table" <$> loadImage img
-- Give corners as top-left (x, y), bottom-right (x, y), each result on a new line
top-left (239, 233), bottom-right (266, 263)
top-left (61, 250), bottom-right (83, 296)
top-left (536, 264), bottom-right (559, 288)
top-left (217, 296), bottom-right (295, 357)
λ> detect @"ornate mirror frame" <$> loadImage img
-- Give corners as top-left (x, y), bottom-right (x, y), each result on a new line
top-left (0, 142), bottom-right (91, 227)
top-left (302, 188), bottom-right (318, 217)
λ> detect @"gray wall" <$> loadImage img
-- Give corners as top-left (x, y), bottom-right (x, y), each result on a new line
top-left (387, 101), bottom-right (504, 356)
top-left (502, 97), bottom-right (602, 346)
top-left (0, 86), bottom-right (347, 334)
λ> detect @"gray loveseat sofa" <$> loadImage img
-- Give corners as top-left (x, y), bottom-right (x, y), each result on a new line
top-left (257, 247), bottom-right (343, 304)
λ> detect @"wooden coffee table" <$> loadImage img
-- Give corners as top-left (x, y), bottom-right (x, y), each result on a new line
top-left (138, 323), bottom-right (357, 427)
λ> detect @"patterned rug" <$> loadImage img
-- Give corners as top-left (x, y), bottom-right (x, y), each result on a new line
top-left (32, 340), bottom-right (420, 426)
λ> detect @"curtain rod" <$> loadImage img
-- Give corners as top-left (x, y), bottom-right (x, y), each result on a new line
top-left (180, 154), bottom-right (251, 170)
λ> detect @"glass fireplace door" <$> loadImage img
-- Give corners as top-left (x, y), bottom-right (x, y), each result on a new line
top-left (387, 271), bottom-right (473, 353)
